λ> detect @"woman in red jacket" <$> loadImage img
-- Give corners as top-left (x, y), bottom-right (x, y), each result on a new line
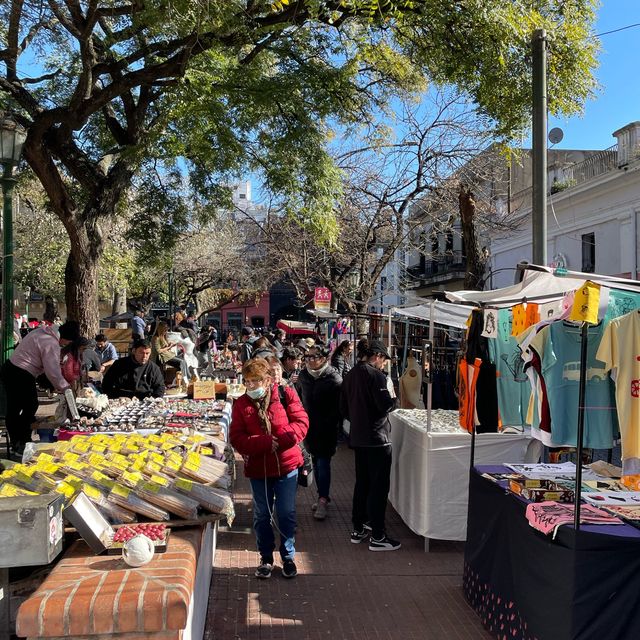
top-left (230, 358), bottom-right (308, 580)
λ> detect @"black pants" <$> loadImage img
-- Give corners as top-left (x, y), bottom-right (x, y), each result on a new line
top-left (352, 445), bottom-right (392, 539)
top-left (1, 360), bottom-right (38, 448)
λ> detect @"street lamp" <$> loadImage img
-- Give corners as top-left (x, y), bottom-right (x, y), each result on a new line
top-left (24, 285), bottom-right (31, 321)
top-left (0, 114), bottom-right (27, 363)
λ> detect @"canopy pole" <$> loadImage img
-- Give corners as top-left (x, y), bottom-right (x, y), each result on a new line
top-left (426, 300), bottom-right (435, 432)
top-left (401, 318), bottom-right (410, 374)
top-left (573, 321), bottom-right (589, 531)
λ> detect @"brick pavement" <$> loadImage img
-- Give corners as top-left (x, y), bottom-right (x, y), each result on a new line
top-left (206, 443), bottom-right (492, 640)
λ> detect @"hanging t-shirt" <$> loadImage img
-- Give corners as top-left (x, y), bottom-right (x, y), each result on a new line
top-left (596, 310), bottom-right (640, 483)
top-left (511, 304), bottom-right (527, 337)
top-left (529, 321), bottom-right (618, 450)
top-left (605, 289), bottom-right (640, 322)
top-left (525, 303), bottom-right (540, 329)
top-left (488, 309), bottom-right (531, 426)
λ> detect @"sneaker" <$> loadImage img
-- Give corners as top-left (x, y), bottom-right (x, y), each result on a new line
top-left (369, 535), bottom-right (401, 552)
top-left (350, 528), bottom-right (368, 544)
top-left (255, 559), bottom-right (273, 579)
top-left (314, 499), bottom-right (328, 520)
top-left (282, 559), bottom-right (297, 578)
top-left (311, 502), bottom-right (317, 511)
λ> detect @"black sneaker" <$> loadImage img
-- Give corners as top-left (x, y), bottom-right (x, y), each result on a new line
top-left (282, 559), bottom-right (297, 578)
top-left (350, 528), bottom-right (368, 544)
top-left (255, 559), bottom-right (273, 579)
top-left (369, 535), bottom-right (401, 552)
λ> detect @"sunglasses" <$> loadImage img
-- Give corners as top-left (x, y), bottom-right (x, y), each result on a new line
top-left (304, 355), bottom-right (323, 361)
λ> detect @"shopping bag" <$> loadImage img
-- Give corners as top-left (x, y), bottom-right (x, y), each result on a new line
top-left (297, 443), bottom-right (314, 487)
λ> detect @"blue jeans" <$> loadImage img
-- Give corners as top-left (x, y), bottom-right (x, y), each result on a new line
top-left (250, 469), bottom-right (298, 562)
top-left (312, 456), bottom-right (332, 501)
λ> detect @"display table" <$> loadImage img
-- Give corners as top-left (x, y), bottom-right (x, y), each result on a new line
top-left (464, 467), bottom-right (640, 640)
top-left (389, 411), bottom-right (534, 543)
top-left (17, 523), bottom-right (217, 640)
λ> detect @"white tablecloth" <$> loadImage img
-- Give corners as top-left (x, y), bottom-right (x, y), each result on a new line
top-left (389, 411), bottom-right (535, 541)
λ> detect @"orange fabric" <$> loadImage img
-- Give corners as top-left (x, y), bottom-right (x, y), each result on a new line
top-left (458, 357), bottom-right (482, 433)
top-left (525, 303), bottom-right (540, 328)
top-left (511, 304), bottom-right (527, 337)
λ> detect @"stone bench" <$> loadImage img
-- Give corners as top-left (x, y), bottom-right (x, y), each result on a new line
top-left (17, 528), bottom-right (203, 640)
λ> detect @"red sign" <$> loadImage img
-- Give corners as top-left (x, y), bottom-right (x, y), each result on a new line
top-left (314, 287), bottom-right (331, 311)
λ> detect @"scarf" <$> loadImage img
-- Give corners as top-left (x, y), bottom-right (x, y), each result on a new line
top-left (306, 362), bottom-right (329, 379)
top-left (250, 386), bottom-right (272, 434)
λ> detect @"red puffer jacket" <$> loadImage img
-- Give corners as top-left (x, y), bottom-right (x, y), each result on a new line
top-left (230, 385), bottom-right (309, 479)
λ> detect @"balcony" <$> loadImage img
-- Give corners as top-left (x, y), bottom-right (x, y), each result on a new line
top-left (405, 251), bottom-right (467, 289)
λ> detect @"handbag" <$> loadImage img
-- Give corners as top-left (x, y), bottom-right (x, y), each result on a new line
top-left (276, 385), bottom-right (314, 487)
top-left (298, 443), bottom-right (314, 488)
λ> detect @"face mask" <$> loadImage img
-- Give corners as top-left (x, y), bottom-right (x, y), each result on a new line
top-left (247, 386), bottom-right (266, 400)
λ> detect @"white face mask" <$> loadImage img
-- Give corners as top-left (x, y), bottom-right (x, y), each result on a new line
top-left (247, 386), bottom-right (266, 400)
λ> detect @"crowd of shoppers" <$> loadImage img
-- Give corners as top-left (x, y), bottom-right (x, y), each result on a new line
top-left (229, 328), bottom-right (400, 581)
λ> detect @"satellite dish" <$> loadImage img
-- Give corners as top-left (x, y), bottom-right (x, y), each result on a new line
top-left (548, 127), bottom-right (564, 145)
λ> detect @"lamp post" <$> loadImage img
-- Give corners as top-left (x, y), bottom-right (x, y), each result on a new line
top-left (0, 114), bottom-right (27, 364)
top-left (24, 286), bottom-right (31, 322)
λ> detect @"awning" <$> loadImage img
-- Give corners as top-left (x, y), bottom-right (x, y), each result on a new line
top-left (392, 300), bottom-right (470, 329)
top-left (445, 265), bottom-right (640, 308)
top-left (276, 319), bottom-right (318, 335)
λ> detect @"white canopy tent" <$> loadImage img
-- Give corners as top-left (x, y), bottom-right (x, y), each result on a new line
top-left (392, 300), bottom-right (471, 330)
top-left (445, 264), bottom-right (640, 307)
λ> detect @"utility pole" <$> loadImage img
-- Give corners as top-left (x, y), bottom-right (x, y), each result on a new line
top-left (532, 29), bottom-right (548, 266)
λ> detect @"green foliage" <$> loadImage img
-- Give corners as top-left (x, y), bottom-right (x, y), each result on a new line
top-left (1, 0), bottom-right (599, 270)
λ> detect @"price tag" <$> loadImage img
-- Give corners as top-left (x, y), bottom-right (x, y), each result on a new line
top-left (150, 474), bottom-right (169, 487)
top-left (175, 478), bottom-right (193, 492)
top-left (82, 484), bottom-right (102, 501)
top-left (142, 481), bottom-right (161, 493)
top-left (192, 380), bottom-right (216, 400)
top-left (111, 484), bottom-right (131, 499)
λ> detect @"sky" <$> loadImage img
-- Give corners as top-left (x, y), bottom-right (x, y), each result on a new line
top-left (547, 0), bottom-right (640, 151)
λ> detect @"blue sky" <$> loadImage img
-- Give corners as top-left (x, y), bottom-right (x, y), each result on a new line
top-left (547, 0), bottom-right (640, 150)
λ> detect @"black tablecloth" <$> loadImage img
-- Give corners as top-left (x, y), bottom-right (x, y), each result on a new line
top-left (464, 468), bottom-right (640, 640)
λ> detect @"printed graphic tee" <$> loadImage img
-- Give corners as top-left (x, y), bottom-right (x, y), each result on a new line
top-left (596, 310), bottom-right (640, 482)
top-left (488, 309), bottom-right (531, 426)
top-left (529, 321), bottom-right (618, 450)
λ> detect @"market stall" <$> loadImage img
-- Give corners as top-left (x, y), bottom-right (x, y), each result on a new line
top-left (389, 409), bottom-right (534, 544)
top-left (444, 264), bottom-right (640, 639)
top-left (2, 387), bottom-right (237, 640)
top-left (464, 467), bottom-right (640, 640)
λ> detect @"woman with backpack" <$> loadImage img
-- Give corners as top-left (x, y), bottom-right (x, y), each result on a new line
top-left (296, 345), bottom-right (343, 521)
top-left (229, 358), bottom-right (308, 580)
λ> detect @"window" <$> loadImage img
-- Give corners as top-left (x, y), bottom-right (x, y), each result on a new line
top-left (581, 233), bottom-right (595, 273)
top-left (381, 276), bottom-right (387, 291)
top-left (226, 312), bottom-right (243, 329)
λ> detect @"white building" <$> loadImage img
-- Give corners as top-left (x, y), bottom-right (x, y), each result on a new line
top-left (488, 122), bottom-right (640, 288)
top-left (367, 245), bottom-right (408, 315)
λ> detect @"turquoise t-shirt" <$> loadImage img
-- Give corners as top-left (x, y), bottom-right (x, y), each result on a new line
top-left (534, 321), bottom-right (618, 449)
top-left (488, 309), bottom-right (531, 426)
top-left (605, 289), bottom-right (640, 322)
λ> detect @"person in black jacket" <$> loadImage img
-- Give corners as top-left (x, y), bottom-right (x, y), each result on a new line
top-left (340, 340), bottom-right (400, 551)
top-left (102, 339), bottom-right (165, 399)
top-left (296, 345), bottom-right (342, 520)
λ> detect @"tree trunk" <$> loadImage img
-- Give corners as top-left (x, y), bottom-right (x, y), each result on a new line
top-left (459, 186), bottom-right (485, 290)
top-left (112, 286), bottom-right (127, 316)
top-left (64, 225), bottom-right (102, 336)
top-left (43, 296), bottom-right (58, 323)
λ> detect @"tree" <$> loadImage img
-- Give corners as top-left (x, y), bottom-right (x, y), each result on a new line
top-left (1, 0), bottom-right (599, 333)
top-left (255, 93), bottom-right (501, 314)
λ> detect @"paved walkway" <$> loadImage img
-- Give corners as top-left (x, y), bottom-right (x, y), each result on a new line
top-left (206, 444), bottom-right (492, 640)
